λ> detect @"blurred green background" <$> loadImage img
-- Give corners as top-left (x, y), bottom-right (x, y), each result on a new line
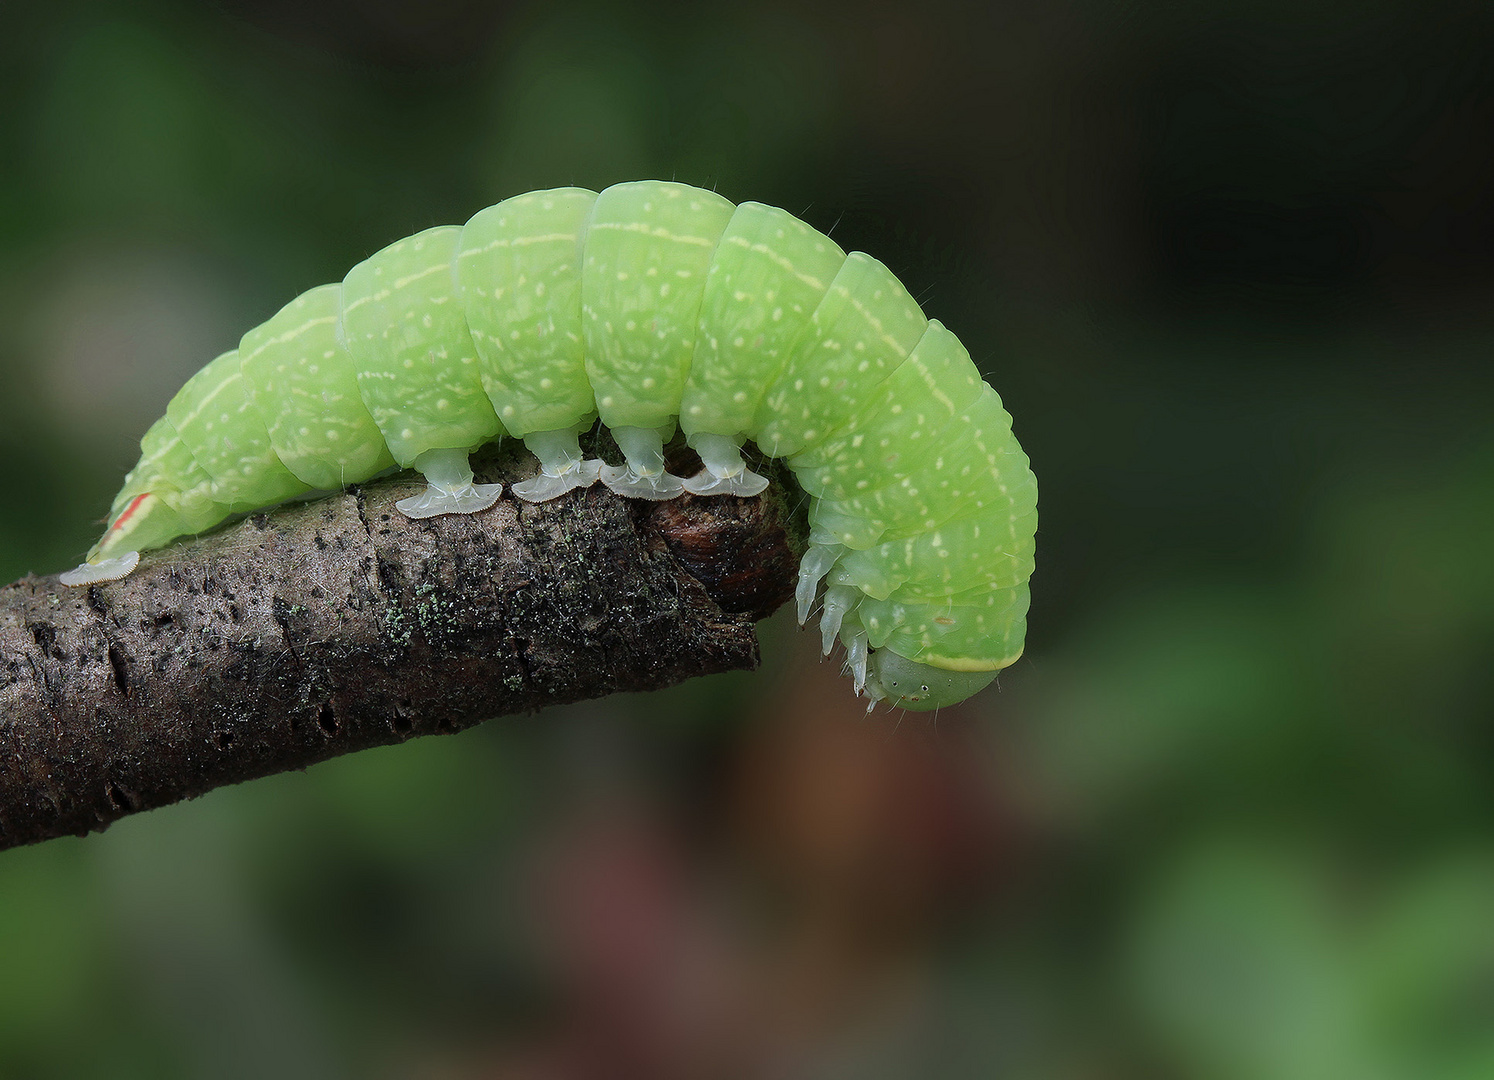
top-left (3, 0), bottom-right (1493, 1076)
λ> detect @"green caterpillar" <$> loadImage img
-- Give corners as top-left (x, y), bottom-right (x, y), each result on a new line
top-left (59, 181), bottom-right (1037, 711)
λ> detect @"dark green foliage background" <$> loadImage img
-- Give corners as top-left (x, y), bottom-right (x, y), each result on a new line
top-left (2, 1), bottom-right (1492, 1076)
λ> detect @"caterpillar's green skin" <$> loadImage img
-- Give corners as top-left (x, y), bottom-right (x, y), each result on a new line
top-left (64, 181), bottom-right (1038, 711)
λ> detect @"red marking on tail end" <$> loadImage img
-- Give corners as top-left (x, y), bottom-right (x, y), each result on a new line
top-left (108, 493), bottom-right (151, 535)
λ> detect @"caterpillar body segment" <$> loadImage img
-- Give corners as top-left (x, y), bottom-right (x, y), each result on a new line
top-left (238, 283), bottom-right (396, 492)
top-left (829, 507), bottom-right (1040, 601)
top-left (456, 187), bottom-right (608, 503)
top-left (789, 319), bottom-right (986, 478)
top-left (457, 187), bottom-right (599, 438)
top-left (168, 349), bottom-right (313, 512)
top-left (680, 202), bottom-right (847, 439)
top-left (124, 418), bottom-right (230, 533)
top-left (65, 180), bottom-right (1038, 710)
top-left (752, 253), bottom-right (928, 460)
top-left (340, 225), bottom-right (506, 517)
top-left (805, 385), bottom-right (1034, 551)
top-left (582, 182), bottom-right (736, 496)
top-left (679, 200), bottom-right (848, 497)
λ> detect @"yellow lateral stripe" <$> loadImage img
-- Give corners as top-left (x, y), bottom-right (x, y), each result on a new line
top-left (240, 315), bottom-right (339, 361)
top-left (721, 233), bottom-right (834, 292)
top-left (589, 221), bottom-right (718, 247)
top-left (392, 261), bottom-right (455, 291)
top-left (924, 647), bottom-right (1023, 673)
top-left (833, 282), bottom-right (917, 357)
top-left (456, 232), bottom-right (579, 258)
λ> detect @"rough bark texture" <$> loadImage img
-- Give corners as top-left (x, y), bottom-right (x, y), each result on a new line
top-left (0, 442), bottom-right (805, 852)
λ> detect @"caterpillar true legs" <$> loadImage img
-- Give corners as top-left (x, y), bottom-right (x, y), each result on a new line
top-left (61, 180), bottom-right (1038, 711)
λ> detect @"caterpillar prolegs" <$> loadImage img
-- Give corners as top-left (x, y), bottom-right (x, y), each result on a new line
top-left (60, 181), bottom-right (1038, 711)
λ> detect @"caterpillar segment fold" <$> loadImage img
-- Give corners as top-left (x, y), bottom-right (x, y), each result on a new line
top-left (60, 181), bottom-right (1037, 711)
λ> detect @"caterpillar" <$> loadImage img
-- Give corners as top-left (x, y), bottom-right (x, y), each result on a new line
top-left (58, 181), bottom-right (1037, 711)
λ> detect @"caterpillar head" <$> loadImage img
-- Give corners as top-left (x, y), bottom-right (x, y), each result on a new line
top-left (869, 650), bottom-right (999, 711)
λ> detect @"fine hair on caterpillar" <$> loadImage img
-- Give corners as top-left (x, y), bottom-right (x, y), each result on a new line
top-left (59, 180), bottom-right (1038, 710)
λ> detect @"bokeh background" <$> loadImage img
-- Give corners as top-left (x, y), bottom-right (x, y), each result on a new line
top-left (3, 0), bottom-right (1493, 1076)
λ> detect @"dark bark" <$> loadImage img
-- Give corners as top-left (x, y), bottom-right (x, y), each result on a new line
top-left (0, 443), bottom-right (805, 852)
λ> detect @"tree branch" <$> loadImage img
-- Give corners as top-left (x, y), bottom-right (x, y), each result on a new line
top-left (0, 442), bottom-right (806, 852)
